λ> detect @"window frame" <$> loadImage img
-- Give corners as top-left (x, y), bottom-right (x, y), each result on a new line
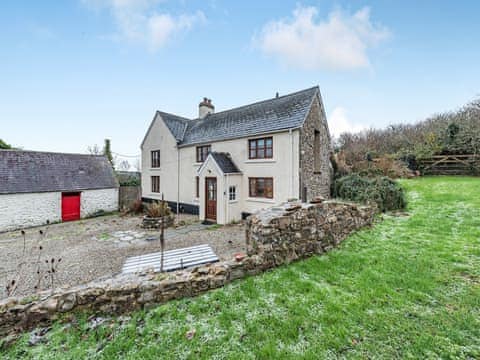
top-left (196, 145), bottom-right (211, 163)
top-left (151, 150), bottom-right (160, 168)
top-left (248, 137), bottom-right (273, 160)
top-left (151, 176), bottom-right (160, 193)
top-left (248, 177), bottom-right (273, 199)
top-left (228, 185), bottom-right (237, 201)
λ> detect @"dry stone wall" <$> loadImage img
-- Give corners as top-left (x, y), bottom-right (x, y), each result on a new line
top-left (0, 200), bottom-right (375, 337)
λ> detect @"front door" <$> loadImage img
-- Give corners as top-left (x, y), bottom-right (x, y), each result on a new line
top-left (205, 177), bottom-right (217, 221)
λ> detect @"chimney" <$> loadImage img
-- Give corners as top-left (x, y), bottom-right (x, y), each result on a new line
top-left (199, 97), bottom-right (214, 118)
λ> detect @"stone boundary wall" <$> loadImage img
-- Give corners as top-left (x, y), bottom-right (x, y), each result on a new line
top-left (0, 200), bottom-right (375, 337)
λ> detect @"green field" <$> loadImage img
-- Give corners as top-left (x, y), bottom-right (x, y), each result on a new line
top-left (3, 177), bottom-right (480, 359)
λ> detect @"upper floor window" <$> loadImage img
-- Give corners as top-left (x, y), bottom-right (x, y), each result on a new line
top-left (248, 137), bottom-right (273, 159)
top-left (196, 145), bottom-right (211, 163)
top-left (151, 176), bottom-right (160, 193)
top-left (229, 186), bottom-right (237, 201)
top-left (151, 150), bottom-right (160, 168)
top-left (249, 177), bottom-right (273, 199)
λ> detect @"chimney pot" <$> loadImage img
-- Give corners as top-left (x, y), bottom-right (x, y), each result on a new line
top-left (199, 97), bottom-right (214, 118)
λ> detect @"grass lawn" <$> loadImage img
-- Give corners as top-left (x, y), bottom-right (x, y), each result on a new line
top-left (2, 177), bottom-right (480, 359)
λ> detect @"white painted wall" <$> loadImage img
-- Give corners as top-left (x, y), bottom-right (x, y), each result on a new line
top-left (0, 188), bottom-right (119, 232)
top-left (0, 192), bottom-right (61, 232)
top-left (80, 188), bottom-right (119, 217)
top-left (142, 113), bottom-right (301, 223)
top-left (141, 113), bottom-right (179, 204)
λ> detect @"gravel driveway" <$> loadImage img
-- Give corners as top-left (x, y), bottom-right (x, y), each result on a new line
top-left (0, 214), bottom-right (246, 299)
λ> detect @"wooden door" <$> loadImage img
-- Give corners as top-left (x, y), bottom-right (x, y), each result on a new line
top-left (62, 192), bottom-right (81, 221)
top-left (205, 177), bottom-right (217, 221)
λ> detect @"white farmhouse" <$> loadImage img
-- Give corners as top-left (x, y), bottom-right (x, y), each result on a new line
top-left (141, 86), bottom-right (332, 224)
top-left (0, 150), bottom-right (119, 232)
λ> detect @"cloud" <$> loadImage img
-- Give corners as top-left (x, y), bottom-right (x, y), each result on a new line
top-left (255, 6), bottom-right (389, 70)
top-left (328, 107), bottom-right (366, 137)
top-left (81, 0), bottom-right (205, 50)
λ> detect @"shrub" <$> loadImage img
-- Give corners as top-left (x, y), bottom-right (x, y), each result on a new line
top-left (145, 201), bottom-right (172, 218)
top-left (130, 199), bottom-right (143, 214)
top-left (334, 174), bottom-right (406, 212)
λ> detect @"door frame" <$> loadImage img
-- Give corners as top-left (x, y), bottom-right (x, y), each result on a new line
top-left (204, 177), bottom-right (217, 222)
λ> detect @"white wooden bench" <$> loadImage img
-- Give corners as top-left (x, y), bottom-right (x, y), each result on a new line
top-left (122, 244), bottom-right (219, 274)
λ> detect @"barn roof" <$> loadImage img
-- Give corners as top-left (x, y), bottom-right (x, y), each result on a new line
top-left (0, 150), bottom-right (119, 194)
top-left (153, 86), bottom-right (319, 147)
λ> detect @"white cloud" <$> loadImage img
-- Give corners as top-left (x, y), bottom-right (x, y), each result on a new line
top-left (255, 6), bottom-right (389, 70)
top-left (81, 0), bottom-right (205, 50)
top-left (328, 107), bottom-right (366, 137)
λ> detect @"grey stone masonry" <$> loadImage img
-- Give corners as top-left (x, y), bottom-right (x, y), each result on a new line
top-left (0, 200), bottom-right (375, 338)
top-left (299, 95), bottom-right (333, 200)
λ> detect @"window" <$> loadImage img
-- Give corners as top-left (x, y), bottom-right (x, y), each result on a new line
top-left (151, 150), bottom-right (160, 168)
top-left (229, 186), bottom-right (237, 201)
top-left (314, 130), bottom-right (321, 173)
top-left (195, 176), bottom-right (199, 198)
top-left (248, 137), bottom-right (273, 159)
top-left (249, 178), bottom-right (273, 198)
top-left (196, 145), bottom-right (211, 163)
top-left (151, 176), bottom-right (160, 193)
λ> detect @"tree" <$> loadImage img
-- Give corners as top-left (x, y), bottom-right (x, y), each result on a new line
top-left (117, 160), bottom-right (131, 171)
top-left (0, 139), bottom-right (12, 149)
top-left (103, 139), bottom-right (114, 168)
top-left (86, 144), bottom-right (102, 155)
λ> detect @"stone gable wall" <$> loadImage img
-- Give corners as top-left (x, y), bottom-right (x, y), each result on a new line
top-left (299, 95), bottom-right (333, 200)
top-left (0, 200), bottom-right (375, 337)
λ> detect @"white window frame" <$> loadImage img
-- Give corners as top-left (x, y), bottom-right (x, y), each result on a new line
top-left (228, 185), bottom-right (237, 201)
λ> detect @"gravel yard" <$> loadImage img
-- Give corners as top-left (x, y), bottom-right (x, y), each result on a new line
top-left (0, 214), bottom-right (245, 299)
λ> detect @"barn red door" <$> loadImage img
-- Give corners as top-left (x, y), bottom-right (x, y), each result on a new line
top-left (62, 192), bottom-right (81, 222)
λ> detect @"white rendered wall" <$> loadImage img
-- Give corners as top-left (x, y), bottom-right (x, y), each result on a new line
top-left (0, 192), bottom-right (61, 232)
top-left (141, 113), bottom-right (301, 219)
top-left (80, 188), bottom-right (119, 217)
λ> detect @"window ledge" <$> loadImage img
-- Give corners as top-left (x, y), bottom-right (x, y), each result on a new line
top-left (193, 163), bottom-right (202, 167)
top-left (149, 168), bottom-right (161, 170)
top-left (228, 200), bottom-right (238, 204)
top-left (244, 159), bottom-right (276, 164)
top-left (246, 197), bottom-right (275, 204)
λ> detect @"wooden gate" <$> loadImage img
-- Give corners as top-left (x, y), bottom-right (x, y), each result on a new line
top-left (419, 155), bottom-right (480, 175)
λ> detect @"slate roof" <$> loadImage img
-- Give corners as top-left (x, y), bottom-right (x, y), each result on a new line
top-left (0, 150), bottom-right (119, 194)
top-left (209, 152), bottom-right (241, 174)
top-left (159, 86), bottom-right (319, 146)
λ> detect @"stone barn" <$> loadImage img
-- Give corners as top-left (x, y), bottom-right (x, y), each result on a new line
top-left (0, 150), bottom-right (119, 232)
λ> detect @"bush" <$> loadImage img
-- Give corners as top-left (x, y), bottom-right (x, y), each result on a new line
top-left (334, 174), bottom-right (406, 212)
top-left (145, 201), bottom-right (172, 218)
top-left (130, 199), bottom-right (143, 214)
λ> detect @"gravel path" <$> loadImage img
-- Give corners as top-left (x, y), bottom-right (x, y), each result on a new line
top-left (0, 214), bottom-right (245, 299)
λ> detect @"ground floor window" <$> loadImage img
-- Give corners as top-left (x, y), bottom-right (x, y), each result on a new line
top-left (151, 176), bottom-right (160, 193)
top-left (249, 177), bottom-right (273, 198)
top-left (229, 185), bottom-right (237, 201)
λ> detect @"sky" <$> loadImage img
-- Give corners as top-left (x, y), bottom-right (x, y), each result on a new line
top-left (1, 0), bottom-right (479, 167)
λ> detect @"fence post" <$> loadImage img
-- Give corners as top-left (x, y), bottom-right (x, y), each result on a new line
top-left (160, 193), bottom-right (165, 272)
